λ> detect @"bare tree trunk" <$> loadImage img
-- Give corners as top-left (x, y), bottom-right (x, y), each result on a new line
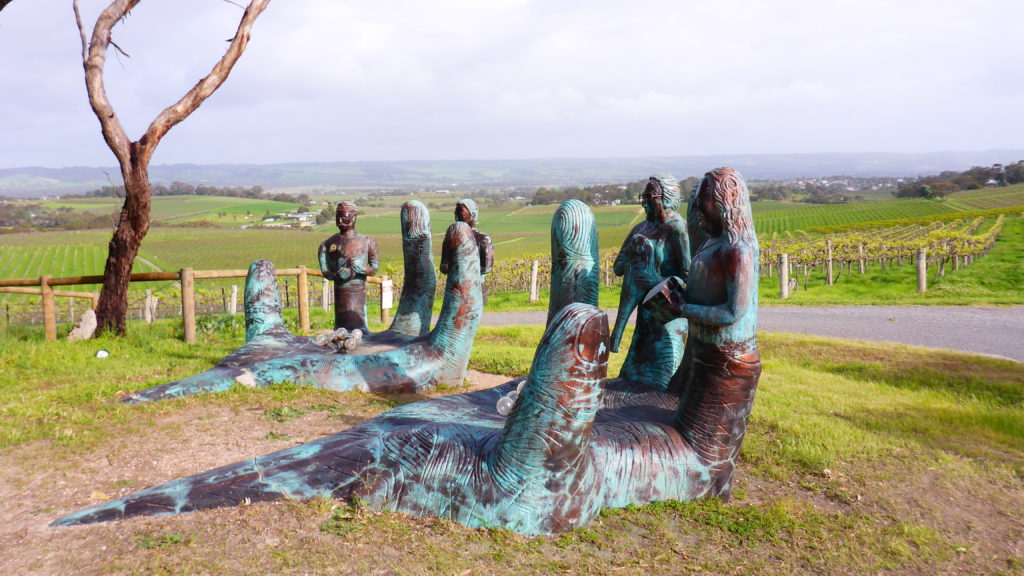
top-left (96, 161), bottom-right (151, 334)
top-left (76, 0), bottom-right (271, 335)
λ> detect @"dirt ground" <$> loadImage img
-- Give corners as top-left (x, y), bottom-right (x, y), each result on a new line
top-left (1, 368), bottom-right (1021, 575)
top-left (0, 371), bottom-right (511, 575)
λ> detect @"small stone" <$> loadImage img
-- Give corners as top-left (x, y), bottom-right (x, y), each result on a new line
top-left (95, 349), bottom-right (110, 359)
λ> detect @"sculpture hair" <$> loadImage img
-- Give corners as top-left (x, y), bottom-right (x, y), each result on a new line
top-left (649, 175), bottom-right (681, 213)
top-left (337, 201), bottom-right (357, 215)
top-left (456, 198), bottom-right (479, 222)
top-left (702, 167), bottom-right (757, 250)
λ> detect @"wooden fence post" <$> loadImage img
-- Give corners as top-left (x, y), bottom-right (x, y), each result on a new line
top-left (916, 248), bottom-right (927, 294)
top-left (297, 266), bottom-right (310, 334)
top-left (604, 257), bottom-right (611, 287)
top-left (779, 254), bottom-right (789, 300)
top-left (180, 268), bottom-right (196, 343)
top-left (858, 244), bottom-right (865, 274)
top-left (230, 285), bottom-right (238, 315)
top-left (321, 279), bottom-right (330, 312)
top-left (40, 275), bottom-right (56, 341)
top-left (825, 239), bottom-right (834, 286)
top-left (529, 260), bottom-right (540, 303)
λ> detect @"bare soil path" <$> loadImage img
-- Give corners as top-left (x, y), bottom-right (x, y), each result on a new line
top-left (481, 306), bottom-right (1024, 362)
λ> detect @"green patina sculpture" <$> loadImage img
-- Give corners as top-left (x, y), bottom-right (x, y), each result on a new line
top-left (122, 216), bottom-right (481, 402)
top-left (547, 199), bottom-right (600, 325)
top-left (611, 175), bottom-right (691, 390)
top-left (57, 171), bottom-right (761, 536)
top-left (380, 200), bottom-right (436, 341)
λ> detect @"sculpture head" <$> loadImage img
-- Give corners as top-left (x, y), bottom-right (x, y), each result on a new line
top-left (454, 198), bottom-right (478, 228)
top-left (336, 201), bottom-right (358, 234)
top-left (697, 167), bottom-right (756, 246)
top-left (641, 175), bottom-right (680, 222)
top-left (400, 200), bottom-right (431, 240)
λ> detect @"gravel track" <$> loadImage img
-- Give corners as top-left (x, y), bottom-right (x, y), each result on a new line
top-left (480, 306), bottom-right (1024, 362)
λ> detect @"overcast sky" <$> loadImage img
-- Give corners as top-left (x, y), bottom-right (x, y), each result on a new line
top-left (1, 0), bottom-right (1022, 169)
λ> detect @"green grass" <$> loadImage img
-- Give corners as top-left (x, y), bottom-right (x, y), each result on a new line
top-left (2, 320), bottom-right (1022, 574)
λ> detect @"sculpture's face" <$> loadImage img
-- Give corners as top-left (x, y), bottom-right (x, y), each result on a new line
top-left (455, 203), bottom-right (475, 227)
top-left (641, 182), bottom-right (665, 222)
top-left (337, 206), bottom-right (357, 232)
top-left (697, 182), bottom-right (723, 236)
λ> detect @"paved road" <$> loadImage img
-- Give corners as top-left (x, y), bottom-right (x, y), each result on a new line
top-left (480, 306), bottom-right (1024, 362)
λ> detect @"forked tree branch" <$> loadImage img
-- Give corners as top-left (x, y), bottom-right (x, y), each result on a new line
top-left (143, 0), bottom-right (271, 164)
top-left (75, 0), bottom-right (140, 172)
top-left (74, 0), bottom-right (271, 171)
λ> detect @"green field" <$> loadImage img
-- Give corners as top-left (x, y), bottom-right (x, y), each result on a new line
top-left (3, 186), bottom-right (1023, 311)
top-left (41, 196), bottom-right (302, 226)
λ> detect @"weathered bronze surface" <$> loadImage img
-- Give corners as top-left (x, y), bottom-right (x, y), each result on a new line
top-left (318, 202), bottom-right (380, 331)
top-left (57, 174), bottom-right (761, 535)
top-left (611, 176), bottom-right (691, 390)
top-left (444, 198), bottom-right (494, 276)
top-left (118, 215), bottom-right (483, 402)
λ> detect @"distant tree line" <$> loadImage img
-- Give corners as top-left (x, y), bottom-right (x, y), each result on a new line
top-left (0, 203), bottom-right (111, 233)
top-left (893, 161), bottom-right (1024, 200)
top-left (530, 177), bottom-right (700, 206)
top-left (83, 182), bottom-right (312, 205)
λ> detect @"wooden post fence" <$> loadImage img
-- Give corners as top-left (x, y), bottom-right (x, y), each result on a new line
top-left (40, 275), bottom-right (56, 341)
top-left (779, 254), bottom-right (789, 299)
top-left (825, 240), bottom-right (834, 286)
top-left (297, 266), bottom-right (310, 334)
top-left (916, 247), bottom-right (928, 293)
top-left (1, 267), bottom-right (393, 342)
top-left (529, 260), bottom-right (540, 303)
top-left (180, 268), bottom-right (197, 344)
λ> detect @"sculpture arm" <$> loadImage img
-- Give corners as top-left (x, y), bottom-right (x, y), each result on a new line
top-left (613, 243), bottom-right (628, 277)
top-left (676, 226), bottom-right (692, 282)
top-left (317, 242), bottom-right (337, 281)
top-left (682, 247), bottom-right (754, 326)
top-left (350, 238), bottom-right (380, 277)
top-left (480, 234), bottom-right (494, 275)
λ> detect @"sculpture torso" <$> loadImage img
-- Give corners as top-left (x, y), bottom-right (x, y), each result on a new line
top-left (612, 208), bottom-right (690, 390)
top-left (319, 230), bottom-right (380, 331)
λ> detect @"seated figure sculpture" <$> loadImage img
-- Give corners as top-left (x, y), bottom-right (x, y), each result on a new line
top-left (318, 201), bottom-right (379, 332)
top-left (611, 175), bottom-right (691, 390)
top-left (56, 171), bottom-right (760, 536)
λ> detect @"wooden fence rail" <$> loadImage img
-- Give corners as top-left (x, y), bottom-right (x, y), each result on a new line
top-left (0, 267), bottom-right (390, 344)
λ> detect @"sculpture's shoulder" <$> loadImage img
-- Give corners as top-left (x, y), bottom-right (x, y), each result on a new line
top-left (663, 212), bottom-right (687, 235)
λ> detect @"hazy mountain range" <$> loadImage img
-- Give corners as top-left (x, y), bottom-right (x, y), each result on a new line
top-left (2, 150), bottom-right (1022, 197)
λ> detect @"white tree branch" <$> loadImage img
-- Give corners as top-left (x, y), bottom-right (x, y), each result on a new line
top-left (79, 0), bottom-right (139, 172)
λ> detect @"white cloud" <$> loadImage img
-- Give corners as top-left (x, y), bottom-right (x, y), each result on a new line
top-left (1, 0), bottom-right (1022, 166)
